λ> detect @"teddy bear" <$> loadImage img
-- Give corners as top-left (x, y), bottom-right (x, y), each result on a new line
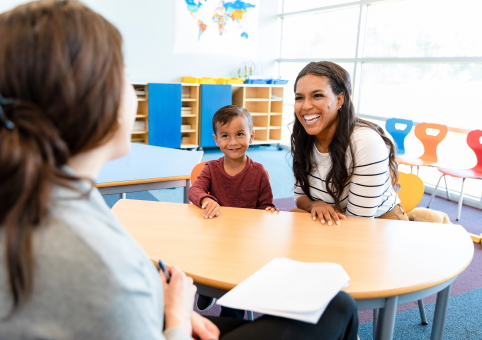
top-left (407, 207), bottom-right (451, 224)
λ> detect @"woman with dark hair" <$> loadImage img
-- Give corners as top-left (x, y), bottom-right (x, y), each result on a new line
top-left (0, 2), bottom-right (358, 339)
top-left (291, 61), bottom-right (407, 225)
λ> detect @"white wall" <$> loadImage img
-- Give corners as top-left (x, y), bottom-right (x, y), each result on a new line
top-left (0, 0), bottom-right (279, 83)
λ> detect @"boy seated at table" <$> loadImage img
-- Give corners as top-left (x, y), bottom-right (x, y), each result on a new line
top-left (188, 104), bottom-right (279, 319)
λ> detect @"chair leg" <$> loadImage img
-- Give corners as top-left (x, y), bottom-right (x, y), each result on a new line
top-left (416, 166), bottom-right (419, 176)
top-left (427, 174), bottom-right (444, 208)
top-left (373, 309), bottom-right (379, 338)
top-left (443, 174), bottom-right (451, 201)
top-left (410, 166), bottom-right (413, 174)
top-left (247, 311), bottom-right (254, 321)
top-left (417, 299), bottom-right (428, 325)
top-left (456, 178), bottom-right (466, 221)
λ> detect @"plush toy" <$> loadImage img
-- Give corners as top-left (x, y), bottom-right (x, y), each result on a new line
top-left (407, 207), bottom-right (451, 224)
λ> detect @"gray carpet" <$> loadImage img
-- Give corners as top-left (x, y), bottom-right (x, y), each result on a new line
top-left (357, 288), bottom-right (482, 340)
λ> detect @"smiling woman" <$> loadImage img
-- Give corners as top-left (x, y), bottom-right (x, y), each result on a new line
top-left (290, 61), bottom-right (406, 225)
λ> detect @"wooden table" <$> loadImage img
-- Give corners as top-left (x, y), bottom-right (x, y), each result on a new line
top-left (96, 143), bottom-right (203, 203)
top-left (112, 199), bottom-right (474, 340)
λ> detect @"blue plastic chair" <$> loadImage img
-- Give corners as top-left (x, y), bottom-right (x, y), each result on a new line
top-left (385, 118), bottom-right (414, 156)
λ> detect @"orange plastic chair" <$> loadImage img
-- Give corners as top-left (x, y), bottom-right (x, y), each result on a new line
top-left (397, 123), bottom-right (448, 174)
top-left (190, 161), bottom-right (208, 185)
top-left (427, 130), bottom-right (482, 221)
top-left (397, 172), bottom-right (425, 213)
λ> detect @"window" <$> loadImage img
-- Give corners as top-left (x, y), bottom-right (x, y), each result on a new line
top-left (278, 0), bottom-right (482, 202)
top-left (359, 63), bottom-right (482, 127)
top-left (364, 0), bottom-right (482, 58)
top-left (281, 8), bottom-right (359, 59)
top-left (278, 0), bottom-right (482, 129)
top-left (283, 0), bottom-right (355, 13)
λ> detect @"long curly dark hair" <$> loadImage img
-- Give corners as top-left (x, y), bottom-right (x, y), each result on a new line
top-left (291, 61), bottom-right (398, 212)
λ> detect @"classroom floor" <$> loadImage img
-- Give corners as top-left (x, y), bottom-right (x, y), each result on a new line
top-left (103, 146), bottom-right (482, 340)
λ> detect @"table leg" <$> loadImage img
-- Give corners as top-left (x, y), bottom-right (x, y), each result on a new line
top-left (183, 179), bottom-right (191, 204)
top-left (375, 296), bottom-right (398, 340)
top-left (430, 284), bottom-right (452, 340)
top-left (120, 193), bottom-right (126, 199)
top-left (373, 309), bottom-right (379, 338)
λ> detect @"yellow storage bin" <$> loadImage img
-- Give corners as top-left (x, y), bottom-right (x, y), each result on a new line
top-left (199, 78), bottom-right (216, 84)
top-left (227, 78), bottom-right (245, 84)
top-left (183, 77), bottom-right (243, 84)
top-left (215, 78), bottom-right (245, 84)
top-left (183, 77), bottom-right (217, 84)
top-left (182, 76), bottom-right (201, 83)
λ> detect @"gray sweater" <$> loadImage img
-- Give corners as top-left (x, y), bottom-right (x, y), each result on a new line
top-left (0, 178), bottom-right (191, 340)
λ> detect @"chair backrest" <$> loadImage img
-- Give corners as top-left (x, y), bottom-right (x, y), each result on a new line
top-left (467, 130), bottom-right (482, 172)
top-left (397, 172), bottom-right (424, 213)
top-left (385, 118), bottom-right (413, 156)
top-left (413, 123), bottom-right (448, 164)
top-left (191, 161), bottom-right (208, 185)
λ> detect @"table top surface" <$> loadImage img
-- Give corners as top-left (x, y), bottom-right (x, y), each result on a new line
top-left (112, 199), bottom-right (474, 300)
top-left (96, 143), bottom-right (203, 187)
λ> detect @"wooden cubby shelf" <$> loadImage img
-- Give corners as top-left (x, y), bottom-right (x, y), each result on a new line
top-left (132, 83), bottom-right (149, 144)
top-left (232, 84), bottom-right (285, 146)
top-left (180, 83), bottom-right (200, 148)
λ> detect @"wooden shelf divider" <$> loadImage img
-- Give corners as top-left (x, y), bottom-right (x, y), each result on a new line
top-left (181, 83), bottom-right (200, 148)
top-left (132, 83), bottom-right (149, 144)
top-left (231, 84), bottom-right (285, 145)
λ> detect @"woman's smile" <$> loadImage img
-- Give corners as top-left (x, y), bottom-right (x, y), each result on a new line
top-left (302, 114), bottom-right (322, 125)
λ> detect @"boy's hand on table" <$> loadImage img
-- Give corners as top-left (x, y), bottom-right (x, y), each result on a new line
top-left (310, 201), bottom-right (346, 226)
top-left (201, 198), bottom-right (220, 219)
top-left (265, 206), bottom-right (280, 213)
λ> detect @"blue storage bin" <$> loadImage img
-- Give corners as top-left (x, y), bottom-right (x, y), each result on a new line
top-left (244, 79), bottom-right (269, 84)
top-left (267, 79), bottom-right (289, 84)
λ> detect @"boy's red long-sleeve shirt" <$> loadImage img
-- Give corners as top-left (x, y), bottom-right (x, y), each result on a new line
top-left (188, 156), bottom-right (275, 209)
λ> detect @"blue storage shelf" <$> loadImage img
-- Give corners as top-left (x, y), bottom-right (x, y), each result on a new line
top-left (148, 83), bottom-right (182, 148)
top-left (200, 85), bottom-right (232, 148)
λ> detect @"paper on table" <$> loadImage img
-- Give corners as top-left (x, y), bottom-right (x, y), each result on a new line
top-left (216, 258), bottom-right (350, 324)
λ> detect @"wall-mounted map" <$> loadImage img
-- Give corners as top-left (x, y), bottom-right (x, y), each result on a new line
top-left (174, 0), bottom-right (259, 57)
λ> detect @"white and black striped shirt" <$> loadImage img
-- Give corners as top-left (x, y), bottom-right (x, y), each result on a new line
top-left (294, 127), bottom-right (400, 218)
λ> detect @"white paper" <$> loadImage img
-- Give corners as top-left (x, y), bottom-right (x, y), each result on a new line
top-left (216, 258), bottom-right (350, 324)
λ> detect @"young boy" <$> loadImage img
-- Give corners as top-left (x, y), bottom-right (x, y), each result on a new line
top-left (188, 105), bottom-right (278, 319)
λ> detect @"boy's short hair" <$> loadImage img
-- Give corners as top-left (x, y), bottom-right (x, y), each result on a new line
top-left (212, 105), bottom-right (253, 134)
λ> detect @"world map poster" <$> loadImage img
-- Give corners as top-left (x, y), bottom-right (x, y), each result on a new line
top-left (174, 0), bottom-right (259, 57)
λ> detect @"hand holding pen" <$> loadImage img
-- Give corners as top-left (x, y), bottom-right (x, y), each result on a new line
top-left (158, 260), bottom-right (171, 283)
top-left (159, 261), bottom-right (197, 335)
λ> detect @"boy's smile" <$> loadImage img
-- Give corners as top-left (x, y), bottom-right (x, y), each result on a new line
top-left (213, 115), bottom-right (255, 162)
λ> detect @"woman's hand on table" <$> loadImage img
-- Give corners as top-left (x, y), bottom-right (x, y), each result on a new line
top-left (310, 201), bottom-right (346, 226)
top-left (201, 198), bottom-right (220, 219)
top-left (191, 312), bottom-right (220, 340)
top-left (265, 206), bottom-right (280, 213)
top-left (161, 265), bottom-right (197, 336)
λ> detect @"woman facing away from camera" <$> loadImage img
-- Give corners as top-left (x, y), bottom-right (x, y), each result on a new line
top-left (0, 2), bottom-right (358, 339)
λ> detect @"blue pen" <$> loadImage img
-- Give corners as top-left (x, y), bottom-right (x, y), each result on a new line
top-left (158, 260), bottom-right (171, 283)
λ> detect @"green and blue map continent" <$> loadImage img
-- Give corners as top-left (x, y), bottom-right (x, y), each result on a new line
top-left (183, 0), bottom-right (256, 39)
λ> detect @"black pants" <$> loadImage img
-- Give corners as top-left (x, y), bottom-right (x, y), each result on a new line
top-left (206, 292), bottom-right (358, 340)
